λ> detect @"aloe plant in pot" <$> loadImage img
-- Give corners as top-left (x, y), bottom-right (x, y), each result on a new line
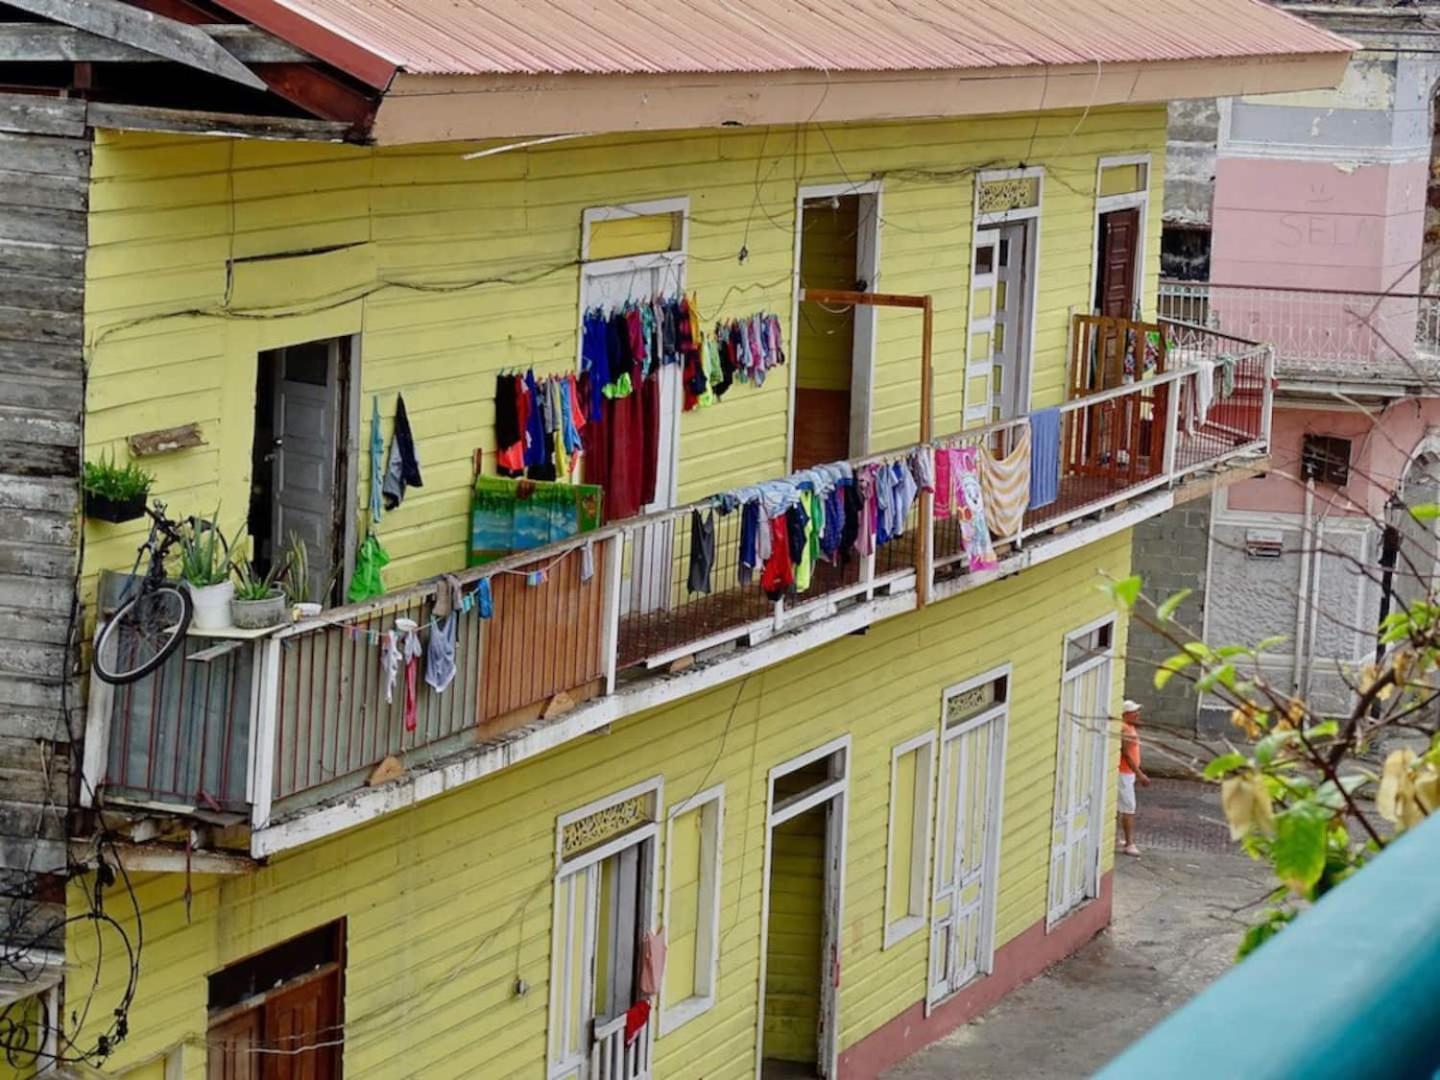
top-left (178, 513), bottom-right (234, 630)
top-left (231, 544), bottom-right (291, 630)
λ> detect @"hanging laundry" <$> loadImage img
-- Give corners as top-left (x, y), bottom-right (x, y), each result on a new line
top-left (1028, 407), bottom-right (1062, 510)
top-left (953, 446), bottom-right (998, 572)
top-left (1189, 361), bottom-right (1215, 435)
top-left (369, 395), bottom-right (384, 525)
top-left (382, 394), bottom-right (423, 510)
top-left (425, 613), bottom-right (457, 695)
top-left (580, 539), bottom-right (595, 583)
top-left (477, 577), bottom-right (493, 618)
top-left (1218, 354), bottom-right (1236, 398)
top-left (980, 426), bottom-right (1032, 540)
top-left (381, 630), bottom-right (402, 705)
top-left (761, 516), bottom-right (794, 601)
top-left (638, 929), bottom-right (667, 997)
top-left (623, 999), bottom-right (651, 1045)
top-left (934, 446), bottom-right (956, 519)
top-left (737, 501), bottom-right (760, 585)
top-left (687, 509), bottom-right (716, 595)
top-left (348, 535), bottom-right (390, 603)
top-left (792, 493), bottom-right (815, 592)
top-left (402, 625), bottom-right (423, 731)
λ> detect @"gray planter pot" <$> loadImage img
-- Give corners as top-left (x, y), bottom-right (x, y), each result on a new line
top-left (231, 589), bottom-right (287, 630)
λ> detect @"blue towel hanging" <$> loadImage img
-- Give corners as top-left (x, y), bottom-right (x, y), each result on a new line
top-left (1029, 407), bottom-right (1061, 509)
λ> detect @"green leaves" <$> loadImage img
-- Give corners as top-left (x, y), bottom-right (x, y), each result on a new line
top-left (1236, 908), bottom-right (1296, 961)
top-left (1107, 575), bottom-right (1143, 609)
top-left (1203, 752), bottom-right (1247, 780)
top-left (1272, 801), bottom-right (1332, 894)
top-left (1409, 503), bottom-right (1440, 522)
top-left (1156, 588), bottom-right (1193, 622)
top-left (1153, 642), bottom-right (1215, 689)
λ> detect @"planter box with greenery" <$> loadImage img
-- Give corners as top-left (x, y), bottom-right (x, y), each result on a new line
top-left (83, 453), bottom-right (153, 524)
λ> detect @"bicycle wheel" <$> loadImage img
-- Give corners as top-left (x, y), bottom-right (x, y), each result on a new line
top-left (93, 584), bottom-right (193, 685)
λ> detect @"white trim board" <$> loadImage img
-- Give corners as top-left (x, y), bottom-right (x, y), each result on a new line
top-left (754, 734), bottom-right (851, 1080)
top-left (659, 783), bottom-right (725, 1037)
top-left (882, 730), bottom-right (937, 950)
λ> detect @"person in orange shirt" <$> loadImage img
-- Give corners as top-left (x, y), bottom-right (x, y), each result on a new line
top-left (1117, 700), bottom-right (1150, 857)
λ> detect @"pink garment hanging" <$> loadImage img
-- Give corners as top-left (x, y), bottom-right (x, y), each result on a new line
top-left (934, 448), bottom-right (955, 518)
top-left (639, 929), bottom-right (667, 996)
top-left (402, 627), bottom-right (423, 732)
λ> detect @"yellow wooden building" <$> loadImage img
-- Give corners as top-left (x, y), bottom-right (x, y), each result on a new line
top-left (0, 1), bottom-right (1349, 1077)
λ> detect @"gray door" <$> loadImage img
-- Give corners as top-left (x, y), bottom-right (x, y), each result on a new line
top-left (272, 340), bottom-right (342, 603)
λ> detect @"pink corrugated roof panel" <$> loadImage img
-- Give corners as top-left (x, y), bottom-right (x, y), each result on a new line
top-left (256, 0), bottom-right (1352, 77)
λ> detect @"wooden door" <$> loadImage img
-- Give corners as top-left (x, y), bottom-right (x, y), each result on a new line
top-left (1096, 209), bottom-right (1140, 318)
top-left (208, 1009), bottom-right (261, 1080)
top-left (272, 340), bottom-right (344, 604)
top-left (263, 971), bottom-right (340, 1080)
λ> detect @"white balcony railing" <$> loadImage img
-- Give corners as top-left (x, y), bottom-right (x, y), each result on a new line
top-left (83, 318), bottom-right (1275, 843)
top-left (1159, 280), bottom-right (1440, 384)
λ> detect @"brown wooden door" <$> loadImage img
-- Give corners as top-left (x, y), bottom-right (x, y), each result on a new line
top-left (208, 1009), bottom-right (261, 1080)
top-left (1096, 208), bottom-right (1140, 318)
top-left (264, 972), bottom-right (340, 1080)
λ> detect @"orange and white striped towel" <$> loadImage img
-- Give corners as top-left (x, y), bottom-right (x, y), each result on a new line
top-left (980, 426), bottom-right (1032, 539)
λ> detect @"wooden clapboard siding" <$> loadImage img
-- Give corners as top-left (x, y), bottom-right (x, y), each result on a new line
top-left (81, 105), bottom-right (1165, 611)
top-left (480, 550), bottom-right (605, 725)
top-left (0, 93), bottom-right (87, 956)
top-left (68, 532), bottom-right (1130, 1079)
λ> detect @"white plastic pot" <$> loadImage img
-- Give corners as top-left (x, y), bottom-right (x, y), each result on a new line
top-left (187, 580), bottom-right (235, 631)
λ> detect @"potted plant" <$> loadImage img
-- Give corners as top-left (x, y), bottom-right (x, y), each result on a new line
top-left (283, 531), bottom-right (322, 619)
top-left (178, 513), bottom-right (233, 630)
top-left (82, 452), bottom-right (153, 524)
top-left (231, 545), bottom-right (291, 630)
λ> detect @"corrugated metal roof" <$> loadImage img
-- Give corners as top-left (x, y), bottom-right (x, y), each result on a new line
top-left (248, 0), bottom-right (1351, 78)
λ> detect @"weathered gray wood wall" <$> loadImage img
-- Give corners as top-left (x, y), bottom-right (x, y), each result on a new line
top-left (0, 92), bottom-right (87, 959)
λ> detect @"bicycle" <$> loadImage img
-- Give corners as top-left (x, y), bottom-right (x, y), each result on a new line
top-left (93, 501), bottom-right (195, 685)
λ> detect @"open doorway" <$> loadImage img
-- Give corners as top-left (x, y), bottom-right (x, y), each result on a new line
top-left (760, 738), bottom-right (848, 1079)
top-left (249, 337), bottom-right (355, 606)
top-left (792, 186), bottom-right (879, 469)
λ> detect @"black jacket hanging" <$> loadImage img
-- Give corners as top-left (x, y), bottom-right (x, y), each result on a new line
top-left (382, 393), bottom-right (423, 510)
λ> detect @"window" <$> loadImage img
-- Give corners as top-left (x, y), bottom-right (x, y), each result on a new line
top-left (207, 920), bottom-right (345, 1080)
top-left (884, 732), bottom-right (936, 948)
top-left (660, 785), bottom-right (724, 1034)
top-left (1301, 434), bottom-right (1352, 487)
top-left (549, 779), bottom-right (662, 1080)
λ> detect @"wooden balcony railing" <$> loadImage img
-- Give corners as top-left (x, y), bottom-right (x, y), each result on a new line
top-left (83, 318), bottom-right (1275, 831)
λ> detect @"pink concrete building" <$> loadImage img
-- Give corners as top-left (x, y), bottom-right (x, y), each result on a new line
top-left (1132, 3), bottom-right (1440, 728)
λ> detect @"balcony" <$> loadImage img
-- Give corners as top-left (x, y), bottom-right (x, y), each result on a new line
top-left (1159, 279), bottom-right (1440, 391)
top-left (81, 318), bottom-right (1273, 859)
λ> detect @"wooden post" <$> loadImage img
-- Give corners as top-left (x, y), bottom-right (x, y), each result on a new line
top-left (798, 287), bottom-right (935, 604)
top-left (917, 297), bottom-right (934, 605)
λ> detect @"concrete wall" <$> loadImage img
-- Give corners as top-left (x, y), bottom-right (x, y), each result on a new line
top-left (1124, 498), bottom-right (1212, 734)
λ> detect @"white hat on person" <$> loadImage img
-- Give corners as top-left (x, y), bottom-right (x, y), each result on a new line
top-left (1122, 700), bottom-right (1142, 713)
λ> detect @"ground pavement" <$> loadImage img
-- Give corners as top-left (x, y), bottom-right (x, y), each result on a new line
top-left (883, 779), bottom-right (1271, 1079)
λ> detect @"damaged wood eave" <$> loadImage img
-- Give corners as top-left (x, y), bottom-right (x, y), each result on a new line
top-left (367, 51), bottom-right (1352, 145)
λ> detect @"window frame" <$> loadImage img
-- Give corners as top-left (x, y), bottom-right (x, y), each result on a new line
top-left (883, 730), bottom-right (937, 949)
top-left (658, 783), bottom-right (726, 1036)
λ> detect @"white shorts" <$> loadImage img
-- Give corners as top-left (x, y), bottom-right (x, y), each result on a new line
top-left (1117, 772), bottom-right (1137, 814)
